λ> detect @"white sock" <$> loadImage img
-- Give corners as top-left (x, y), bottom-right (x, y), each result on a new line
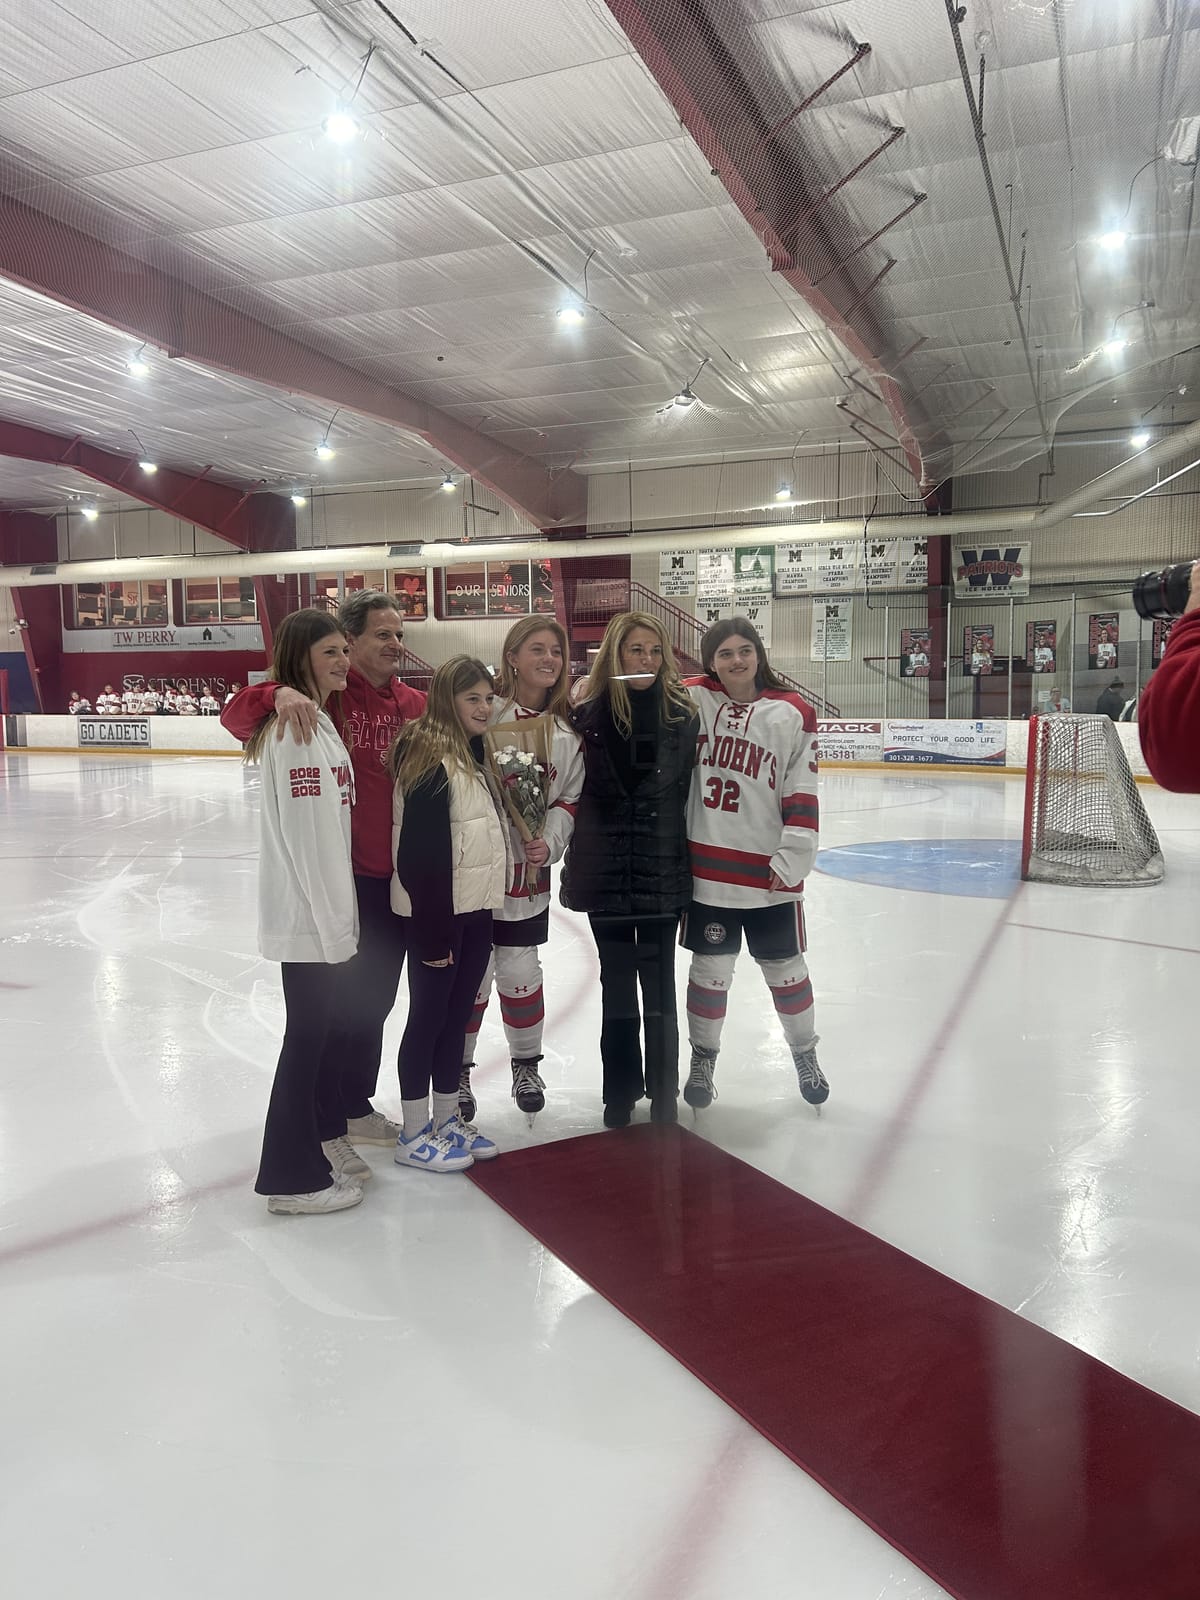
top-left (401, 1098), bottom-right (430, 1140)
top-left (432, 1091), bottom-right (460, 1130)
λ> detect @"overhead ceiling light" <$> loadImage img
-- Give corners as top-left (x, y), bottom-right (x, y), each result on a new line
top-left (81, 506), bottom-right (100, 521)
top-left (440, 473), bottom-right (457, 492)
top-left (322, 109), bottom-right (360, 143)
top-left (775, 482), bottom-right (793, 501)
top-left (126, 346), bottom-right (150, 377)
top-left (315, 442), bottom-right (336, 461)
top-left (1097, 230), bottom-right (1128, 251)
top-left (672, 384), bottom-right (698, 409)
top-left (556, 305), bottom-right (585, 325)
top-left (290, 492), bottom-right (308, 507)
top-left (1104, 338), bottom-right (1129, 356)
top-left (139, 460), bottom-right (158, 474)
top-left (1130, 430), bottom-right (1151, 449)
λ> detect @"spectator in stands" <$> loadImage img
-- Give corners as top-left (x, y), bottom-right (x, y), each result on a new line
top-left (1096, 678), bottom-right (1126, 720)
top-left (1140, 563), bottom-right (1200, 789)
top-left (560, 612), bottom-right (698, 1127)
top-left (223, 591), bottom-right (426, 1146)
top-left (67, 690), bottom-right (91, 715)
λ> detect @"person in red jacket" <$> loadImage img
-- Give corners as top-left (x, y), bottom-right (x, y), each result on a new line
top-left (223, 591), bottom-right (426, 1146)
top-left (1139, 562), bottom-right (1200, 791)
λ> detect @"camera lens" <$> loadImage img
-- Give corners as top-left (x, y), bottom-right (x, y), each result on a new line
top-left (1132, 560), bottom-right (1195, 620)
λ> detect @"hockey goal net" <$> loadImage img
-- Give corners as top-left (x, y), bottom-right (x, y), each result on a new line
top-left (1022, 714), bottom-right (1164, 886)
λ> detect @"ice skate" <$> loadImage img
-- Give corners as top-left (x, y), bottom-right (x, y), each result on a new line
top-left (458, 1062), bottom-right (477, 1123)
top-left (511, 1056), bottom-right (546, 1127)
top-left (683, 1046), bottom-right (718, 1115)
top-left (793, 1046), bottom-right (829, 1112)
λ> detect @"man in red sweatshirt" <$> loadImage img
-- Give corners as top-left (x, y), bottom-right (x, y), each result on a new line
top-left (1139, 561), bottom-right (1200, 791)
top-left (223, 592), bottom-right (426, 1145)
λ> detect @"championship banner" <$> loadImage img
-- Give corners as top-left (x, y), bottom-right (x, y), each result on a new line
top-left (899, 537), bottom-right (929, 588)
top-left (814, 541), bottom-right (858, 592)
top-left (1026, 620), bottom-right (1057, 674)
top-left (696, 548), bottom-right (735, 601)
top-left (1153, 618), bottom-right (1174, 664)
top-left (734, 547), bottom-right (773, 594)
top-left (775, 543), bottom-right (815, 594)
top-left (862, 539), bottom-right (900, 589)
top-left (1088, 613), bottom-right (1119, 671)
top-left (963, 624), bottom-right (996, 676)
top-left (811, 598), bottom-right (853, 661)
top-left (953, 543), bottom-right (1030, 596)
top-left (817, 719), bottom-right (882, 762)
top-left (658, 550), bottom-right (696, 598)
top-left (696, 595), bottom-right (773, 646)
top-left (900, 627), bottom-right (932, 678)
top-left (883, 719), bottom-right (1007, 766)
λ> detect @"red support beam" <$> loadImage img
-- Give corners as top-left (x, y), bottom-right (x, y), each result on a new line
top-left (605, 0), bottom-right (932, 490)
top-left (0, 416), bottom-right (294, 554)
top-left (0, 194), bottom-right (587, 530)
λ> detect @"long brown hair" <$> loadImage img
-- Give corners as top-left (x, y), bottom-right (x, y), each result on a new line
top-left (700, 616), bottom-right (788, 693)
top-left (244, 608), bottom-right (347, 764)
top-left (582, 610), bottom-right (692, 736)
top-left (496, 616), bottom-right (572, 718)
top-left (388, 655), bottom-right (493, 794)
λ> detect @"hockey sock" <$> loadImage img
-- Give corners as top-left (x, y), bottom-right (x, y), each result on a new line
top-left (686, 953), bottom-right (734, 1054)
top-left (499, 985), bottom-right (545, 1057)
top-left (759, 958), bottom-right (817, 1052)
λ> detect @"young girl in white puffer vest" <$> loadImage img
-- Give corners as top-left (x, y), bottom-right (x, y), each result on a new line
top-left (388, 656), bottom-right (511, 1173)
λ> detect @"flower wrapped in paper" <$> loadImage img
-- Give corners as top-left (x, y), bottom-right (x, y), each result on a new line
top-left (484, 715), bottom-right (553, 896)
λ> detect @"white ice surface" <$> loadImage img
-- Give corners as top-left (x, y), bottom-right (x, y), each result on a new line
top-left (3, 752), bottom-right (1199, 1600)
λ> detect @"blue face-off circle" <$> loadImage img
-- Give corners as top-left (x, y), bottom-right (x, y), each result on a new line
top-left (815, 839), bottom-right (1021, 900)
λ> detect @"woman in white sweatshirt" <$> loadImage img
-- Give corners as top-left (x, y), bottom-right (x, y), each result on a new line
top-left (247, 609), bottom-right (362, 1215)
top-left (459, 616), bottom-right (584, 1124)
top-left (388, 656), bottom-right (510, 1172)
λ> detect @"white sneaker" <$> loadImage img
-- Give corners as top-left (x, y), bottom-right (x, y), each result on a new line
top-left (436, 1112), bottom-right (499, 1162)
top-left (322, 1136), bottom-right (372, 1181)
top-left (345, 1110), bottom-right (402, 1146)
top-left (394, 1121), bottom-right (474, 1173)
top-left (267, 1176), bottom-right (364, 1215)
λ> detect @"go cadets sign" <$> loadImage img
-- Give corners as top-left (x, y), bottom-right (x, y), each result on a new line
top-left (953, 544), bottom-right (1031, 597)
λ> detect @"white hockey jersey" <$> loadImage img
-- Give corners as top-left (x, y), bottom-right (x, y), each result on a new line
top-left (121, 689), bottom-right (141, 714)
top-left (488, 696), bottom-right (584, 923)
top-left (257, 713), bottom-right (358, 964)
top-left (685, 677), bottom-right (819, 909)
top-left (96, 692), bottom-right (121, 715)
top-left (140, 689), bottom-right (161, 714)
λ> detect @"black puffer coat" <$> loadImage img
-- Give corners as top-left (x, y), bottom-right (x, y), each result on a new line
top-left (559, 689), bottom-right (698, 917)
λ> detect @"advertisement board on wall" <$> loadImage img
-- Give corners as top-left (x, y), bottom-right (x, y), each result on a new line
top-left (882, 720), bottom-right (1007, 765)
top-left (62, 623), bottom-right (264, 654)
top-left (77, 717), bottom-right (151, 747)
top-left (817, 719), bottom-right (883, 762)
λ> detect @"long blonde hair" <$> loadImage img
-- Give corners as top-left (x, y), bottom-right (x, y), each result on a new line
top-left (582, 610), bottom-right (692, 737)
top-left (388, 655), bottom-right (492, 794)
top-left (495, 616), bottom-right (572, 718)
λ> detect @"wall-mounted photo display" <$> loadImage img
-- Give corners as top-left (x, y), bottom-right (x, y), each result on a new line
top-left (1088, 612), bottom-right (1119, 671)
top-left (1153, 618), bottom-right (1174, 664)
top-left (1026, 620), bottom-right (1057, 673)
top-left (900, 626), bottom-right (932, 677)
top-left (391, 568), bottom-right (428, 619)
top-left (438, 559), bottom-right (554, 618)
top-left (963, 624), bottom-right (996, 675)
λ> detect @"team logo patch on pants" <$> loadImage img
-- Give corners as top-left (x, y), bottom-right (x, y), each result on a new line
top-left (704, 922), bottom-right (727, 945)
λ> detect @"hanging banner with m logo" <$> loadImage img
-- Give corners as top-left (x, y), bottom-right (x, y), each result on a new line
top-left (953, 543), bottom-right (1031, 596)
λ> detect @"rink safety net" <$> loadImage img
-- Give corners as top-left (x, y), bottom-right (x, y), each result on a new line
top-left (1021, 715), bottom-right (1164, 887)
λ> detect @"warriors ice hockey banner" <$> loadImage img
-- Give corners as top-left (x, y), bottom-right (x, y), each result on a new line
top-left (658, 550), bottom-right (696, 598)
top-left (1026, 620), bottom-right (1057, 673)
top-left (963, 625), bottom-right (995, 675)
top-left (1088, 613), bottom-right (1119, 671)
top-left (811, 598), bottom-right (852, 661)
top-left (900, 627), bottom-right (932, 677)
top-left (953, 543), bottom-right (1030, 596)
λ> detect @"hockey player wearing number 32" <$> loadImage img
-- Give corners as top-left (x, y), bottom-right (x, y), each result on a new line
top-left (682, 618), bottom-right (828, 1112)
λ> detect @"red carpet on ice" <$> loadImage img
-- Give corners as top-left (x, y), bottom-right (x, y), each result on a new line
top-left (469, 1123), bottom-right (1200, 1600)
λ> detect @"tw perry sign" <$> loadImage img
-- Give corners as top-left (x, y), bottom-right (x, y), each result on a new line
top-left (62, 623), bottom-right (264, 654)
top-left (953, 544), bottom-right (1031, 597)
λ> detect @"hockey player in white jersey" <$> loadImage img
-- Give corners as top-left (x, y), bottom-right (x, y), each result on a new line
top-left (458, 617), bottom-right (584, 1123)
top-left (682, 618), bottom-right (827, 1111)
top-left (121, 684), bottom-right (141, 715)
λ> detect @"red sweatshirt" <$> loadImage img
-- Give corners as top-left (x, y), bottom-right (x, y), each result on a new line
top-left (1138, 610), bottom-right (1200, 791)
top-left (222, 670), bottom-right (427, 878)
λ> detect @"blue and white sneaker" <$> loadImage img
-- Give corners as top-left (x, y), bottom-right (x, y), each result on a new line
top-left (435, 1112), bottom-right (500, 1162)
top-left (393, 1121), bottom-right (474, 1173)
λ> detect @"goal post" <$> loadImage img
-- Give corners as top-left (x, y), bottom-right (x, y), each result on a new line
top-left (1021, 714), bottom-right (1164, 886)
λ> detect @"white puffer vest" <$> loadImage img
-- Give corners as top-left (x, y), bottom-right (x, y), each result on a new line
top-left (390, 757), bottom-right (510, 917)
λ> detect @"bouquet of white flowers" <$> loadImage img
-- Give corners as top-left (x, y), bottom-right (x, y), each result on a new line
top-left (484, 716), bottom-right (552, 844)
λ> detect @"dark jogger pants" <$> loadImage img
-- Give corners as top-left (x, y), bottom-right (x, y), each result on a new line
top-left (587, 914), bottom-right (680, 1115)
